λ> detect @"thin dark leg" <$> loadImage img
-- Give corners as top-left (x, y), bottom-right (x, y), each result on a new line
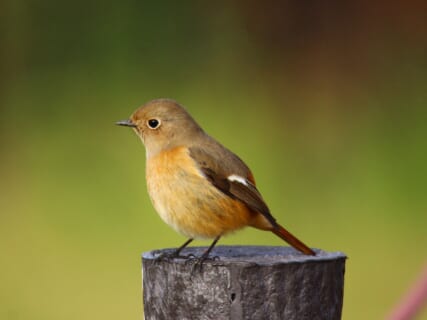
top-left (201, 235), bottom-right (221, 259)
top-left (174, 238), bottom-right (194, 256)
top-left (155, 238), bottom-right (194, 261)
top-left (191, 236), bottom-right (221, 272)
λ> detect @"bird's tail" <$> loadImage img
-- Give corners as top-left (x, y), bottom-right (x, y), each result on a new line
top-left (272, 224), bottom-right (315, 255)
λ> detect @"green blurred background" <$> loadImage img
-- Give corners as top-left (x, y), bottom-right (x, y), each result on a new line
top-left (1, 1), bottom-right (426, 319)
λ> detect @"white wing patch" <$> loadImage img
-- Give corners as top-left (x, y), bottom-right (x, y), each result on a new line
top-left (227, 174), bottom-right (248, 186)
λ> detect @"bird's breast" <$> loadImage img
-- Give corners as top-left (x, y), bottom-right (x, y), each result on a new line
top-left (145, 146), bottom-right (252, 238)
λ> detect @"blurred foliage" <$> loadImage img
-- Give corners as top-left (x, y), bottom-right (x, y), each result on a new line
top-left (1, 1), bottom-right (427, 319)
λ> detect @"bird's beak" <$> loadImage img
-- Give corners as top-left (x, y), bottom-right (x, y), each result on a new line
top-left (116, 119), bottom-right (137, 128)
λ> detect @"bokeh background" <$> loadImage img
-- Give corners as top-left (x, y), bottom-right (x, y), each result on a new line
top-left (1, 1), bottom-right (426, 319)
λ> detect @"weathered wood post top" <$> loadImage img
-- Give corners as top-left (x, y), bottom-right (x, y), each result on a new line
top-left (142, 246), bottom-right (346, 320)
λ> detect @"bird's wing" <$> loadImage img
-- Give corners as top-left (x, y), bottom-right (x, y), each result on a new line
top-left (189, 146), bottom-right (277, 227)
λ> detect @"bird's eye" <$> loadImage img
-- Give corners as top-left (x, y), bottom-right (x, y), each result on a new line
top-left (147, 119), bottom-right (161, 129)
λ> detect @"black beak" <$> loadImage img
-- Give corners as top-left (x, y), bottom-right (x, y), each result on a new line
top-left (116, 119), bottom-right (137, 128)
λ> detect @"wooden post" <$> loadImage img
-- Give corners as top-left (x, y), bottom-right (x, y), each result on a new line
top-left (142, 246), bottom-right (346, 320)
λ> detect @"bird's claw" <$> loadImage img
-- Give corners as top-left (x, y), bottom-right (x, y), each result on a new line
top-left (154, 250), bottom-right (183, 261)
top-left (186, 254), bottom-right (219, 274)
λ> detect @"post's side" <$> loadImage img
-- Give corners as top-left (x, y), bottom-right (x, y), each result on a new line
top-left (142, 246), bottom-right (346, 320)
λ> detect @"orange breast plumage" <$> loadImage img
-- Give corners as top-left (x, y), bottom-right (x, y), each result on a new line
top-left (146, 146), bottom-right (252, 239)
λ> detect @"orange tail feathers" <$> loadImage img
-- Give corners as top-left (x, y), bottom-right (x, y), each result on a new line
top-left (272, 224), bottom-right (315, 255)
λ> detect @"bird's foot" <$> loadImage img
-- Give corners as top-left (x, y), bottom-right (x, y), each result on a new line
top-left (186, 253), bottom-right (220, 273)
top-left (153, 249), bottom-right (195, 262)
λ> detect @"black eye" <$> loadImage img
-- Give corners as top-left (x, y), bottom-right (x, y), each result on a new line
top-left (147, 119), bottom-right (160, 129)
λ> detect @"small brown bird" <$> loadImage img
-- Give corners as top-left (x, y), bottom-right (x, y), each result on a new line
top-left (117, 99), bottom-right (315, 260)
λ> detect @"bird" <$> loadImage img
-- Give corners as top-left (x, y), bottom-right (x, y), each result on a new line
top-left (117, 98), bottom-right (315, 261)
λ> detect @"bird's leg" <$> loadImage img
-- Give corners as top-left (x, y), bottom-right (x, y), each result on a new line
top-left (191, 236), bottom-right (221, 272)
top-left (174, 238), bottom-right (194, 258)
top-left (155, 238), bottom-right (194, 261)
